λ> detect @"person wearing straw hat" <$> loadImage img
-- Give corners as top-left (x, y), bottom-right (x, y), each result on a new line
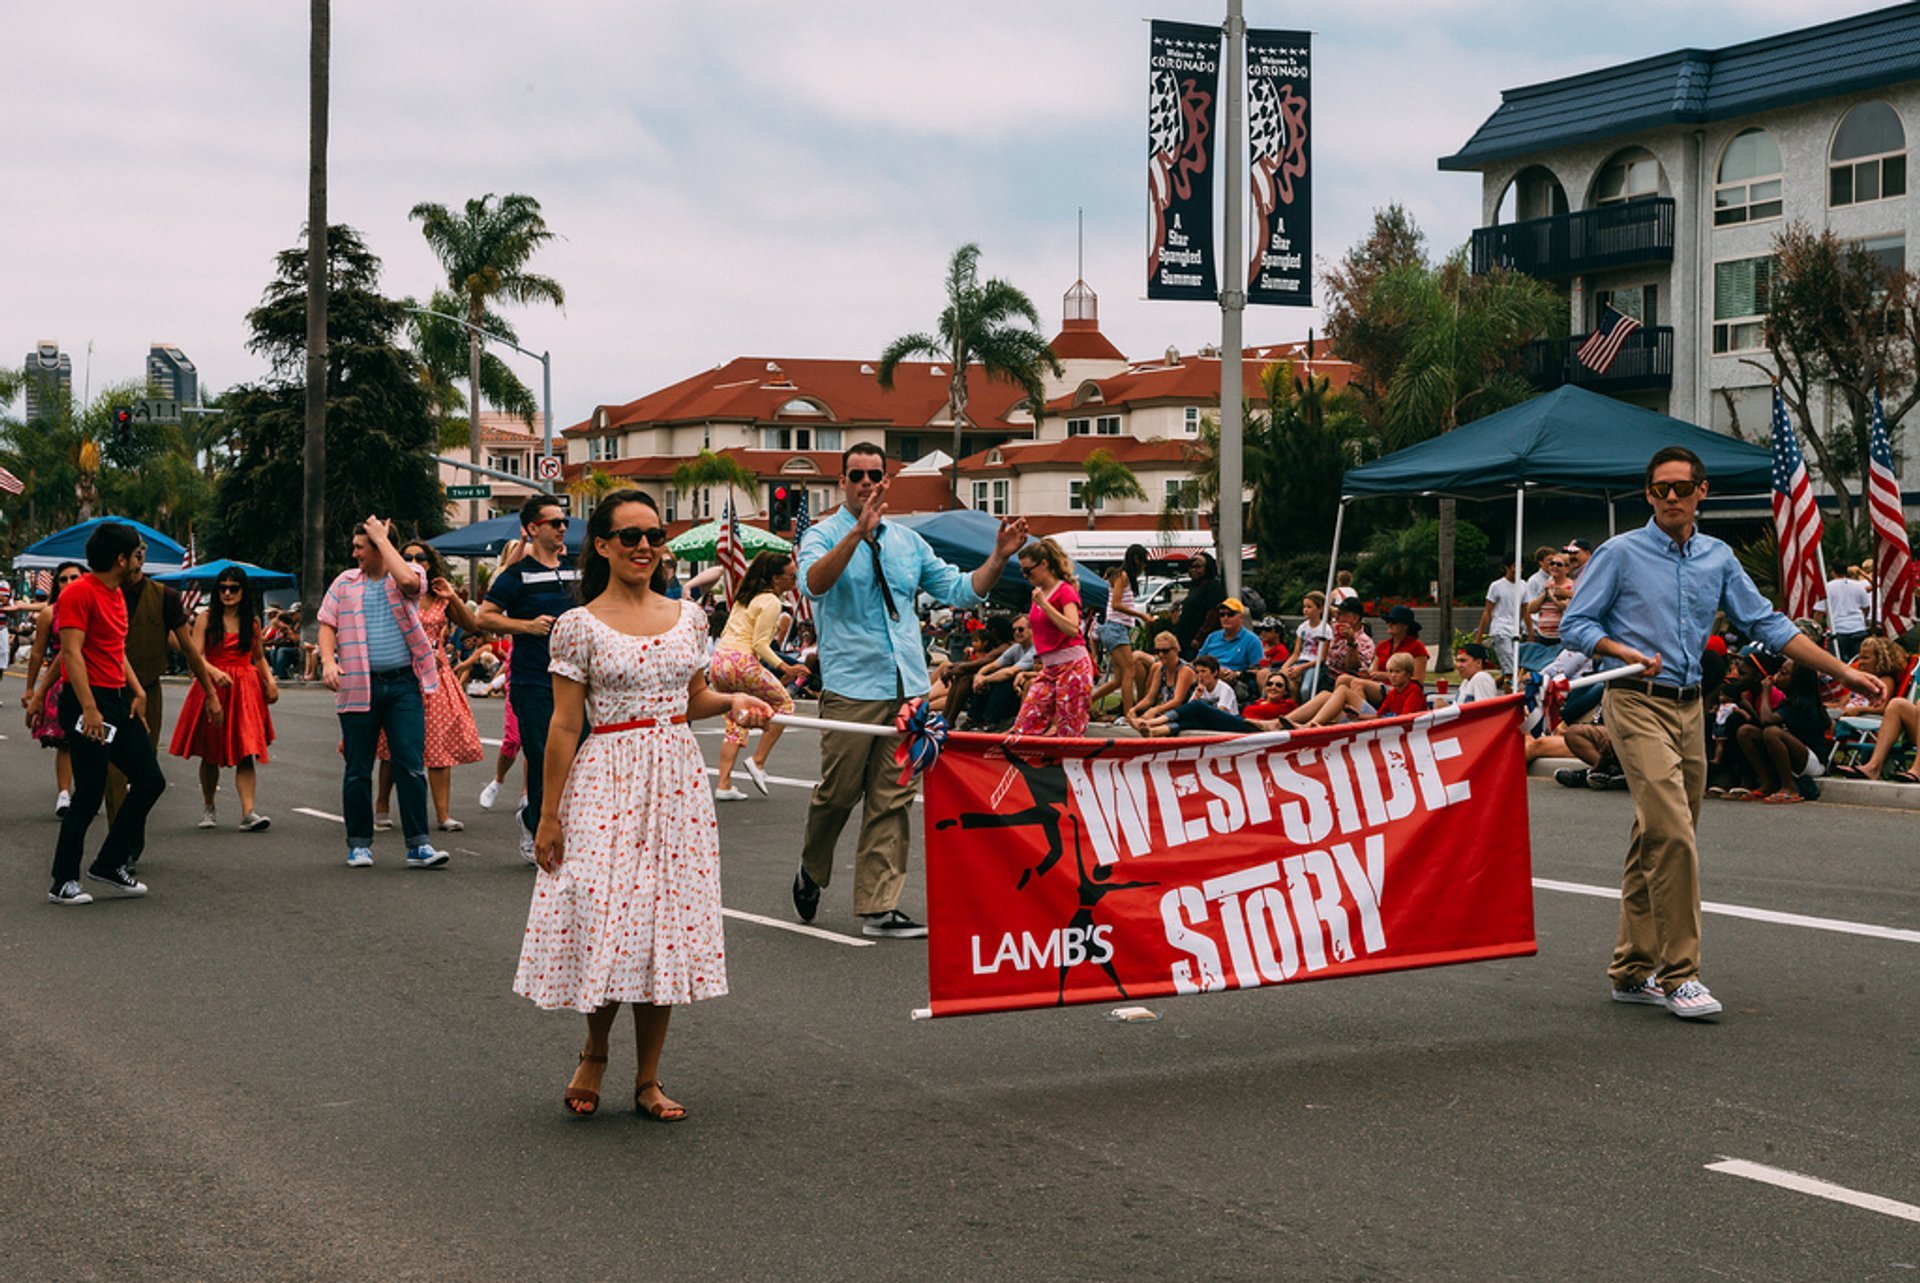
top-left (1560, 446), bottom-right (1883, 1020)
top-left (792, 442), bottom-right (1027, 939)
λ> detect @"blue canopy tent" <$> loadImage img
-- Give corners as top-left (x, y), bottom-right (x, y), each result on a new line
top-left (151, 558), bottom-right (297, 589)
top-left (891, 510), bottom-right (1110, 612)
top-left (428, 514), bottom-right (586, 559)
top-left (13, 517), bottom-right (188, 572)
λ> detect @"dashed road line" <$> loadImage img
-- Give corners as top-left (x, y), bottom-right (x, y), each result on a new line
top-left (1706, 1158), bottom-right (1920, 1223)
top-left (721, 908), bottom-right (875, 947)
top-left (1533, 878), bottom-right (1920, 945)
top-left (294, 806), bottom-right (345, 824)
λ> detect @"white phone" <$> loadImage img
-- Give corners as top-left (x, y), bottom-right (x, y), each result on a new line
top-left (102, 721), bottom-right (118, 744)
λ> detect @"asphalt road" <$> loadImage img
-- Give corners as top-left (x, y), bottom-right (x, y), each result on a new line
top-left (2, 684), bottom-right (1917, 1281)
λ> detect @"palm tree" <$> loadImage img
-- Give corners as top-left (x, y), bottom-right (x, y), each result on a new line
top-left (409, 193), bottom-right (564, 523)
top-left (567, 467), bottom-right (621, 508)
top-left (405, 286), bottom-right (538, 450)
top-left (876, 243), bottom-right (1062, 503)
top-left (1374, 251), bottom-right (1563, 655)
top-left (671, 450), bottom-right (762, 524)
top-left (1080, 449), bottom-right (1146, 529)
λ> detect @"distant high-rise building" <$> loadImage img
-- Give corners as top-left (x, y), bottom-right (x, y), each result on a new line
top-left (23, 340), bottom-right (72, 424)
top-left (147, 344), bottom-right (198, 406)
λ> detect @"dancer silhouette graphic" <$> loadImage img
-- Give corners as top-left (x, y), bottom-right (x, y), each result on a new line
top-left (933, 744), bottom-right (1107, 889)
top-left (1057, 816), bottom-right (1157, 1004)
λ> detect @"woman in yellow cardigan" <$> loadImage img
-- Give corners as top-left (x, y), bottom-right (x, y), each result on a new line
top-left (711, 552), bottom-right (810, 799)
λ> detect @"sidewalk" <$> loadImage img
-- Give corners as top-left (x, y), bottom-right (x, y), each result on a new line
top-left (1525, 755), bottom-right (1920, 811)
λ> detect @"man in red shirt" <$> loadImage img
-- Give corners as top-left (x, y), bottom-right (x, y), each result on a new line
top-left (48, 522), bottom-right (168, 905)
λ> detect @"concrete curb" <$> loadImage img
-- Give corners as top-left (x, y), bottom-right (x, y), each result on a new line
top-left (1526, 755), bottom-right (1920, 811)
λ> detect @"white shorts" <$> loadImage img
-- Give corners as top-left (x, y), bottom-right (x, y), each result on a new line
top-left (1801, 752), bottom-right (1825, 779)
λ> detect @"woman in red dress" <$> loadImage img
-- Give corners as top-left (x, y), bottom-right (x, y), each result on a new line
top-left (375, 541), bottom-right (486, 832)
top-left (170, 566), bottom-right (279, 831)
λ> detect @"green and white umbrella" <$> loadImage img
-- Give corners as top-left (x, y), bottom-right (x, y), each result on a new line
top-left (667, 520), bottom-right (792, 562)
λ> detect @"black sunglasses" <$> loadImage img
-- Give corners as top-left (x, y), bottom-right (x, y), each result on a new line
top-left (609, 525), bottom-right (669, 548)
top-left (532, 516), bottom-right (570, 530)
top-left (217, 582), bottom-right (244, 593)
top-left (406, 554), bottom-right (433, 563)
top-left (845, 468), bottom-right (886, 484)
top-left (1648, 479), bottom-right (1699, 499)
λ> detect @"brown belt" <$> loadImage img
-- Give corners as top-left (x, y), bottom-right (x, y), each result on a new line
top-left (1609, 677), bottom-right (1701, 703)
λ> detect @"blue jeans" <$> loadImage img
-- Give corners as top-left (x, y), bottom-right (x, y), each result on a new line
top-left (509, 681), bottom-right (555, 838)
top-left (339, 669), bottom-right (430, 848)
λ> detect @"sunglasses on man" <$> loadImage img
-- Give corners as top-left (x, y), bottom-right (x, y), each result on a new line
top-left (845, 468), bottom-right (886, 484)
top-left (531, 517), bottom-right (570, 530)
top-left (1647, 479), bottom-right (1700, 499)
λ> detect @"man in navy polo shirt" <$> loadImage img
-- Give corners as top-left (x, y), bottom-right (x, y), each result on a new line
top-left (478, 495), bottom-right (580, 865)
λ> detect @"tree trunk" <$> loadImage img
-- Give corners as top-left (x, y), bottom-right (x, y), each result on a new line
top-left (301, 0), bottom-right (329, 645)
top-left (468, 314), bottom-right (483, 586)
top-left (948, 367), bottom-right (967, 509)
top-left (1436, 496), bottom-right (1457, 672)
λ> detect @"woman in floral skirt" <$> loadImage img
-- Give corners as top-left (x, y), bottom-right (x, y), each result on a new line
top-left (514, 489), bottom-right (772, 1121)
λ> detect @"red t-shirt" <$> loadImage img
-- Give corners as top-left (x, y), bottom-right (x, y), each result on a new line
top-left (1377, 637), bottom-right (1428, 669)
top-left (1378, 681), bottom-right (1429, 718)
top-left (1030, 581), bottom-right (1084, 655)
top-left (54, 573), bottom-right (129, 690)
top-left (1262, 641), bottom-right (1291, 666)
top-left (1244, 698), bottom-right (1297, 719)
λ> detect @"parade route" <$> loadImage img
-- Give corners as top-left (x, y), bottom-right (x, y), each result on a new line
top-left (3, 685), bottom-right (1918, 1281)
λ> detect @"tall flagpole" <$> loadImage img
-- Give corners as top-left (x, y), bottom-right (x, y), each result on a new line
top-left (1218, 0), bottom-right (1246, 598)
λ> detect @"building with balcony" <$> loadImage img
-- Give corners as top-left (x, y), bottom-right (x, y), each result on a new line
top-left (146, 344), bottom-right (198, 406)
top-left (23, 341), bottom-right (71, 425)
top-left (1442, 2), bottom-right (1920, 487)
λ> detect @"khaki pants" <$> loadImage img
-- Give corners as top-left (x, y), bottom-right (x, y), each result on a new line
top-left (105, 681), bottom-right (165, 823)
top-left (1602, 688), bottom-right (1706, 993)
top-left (801, 692), bottom-right (916, 917)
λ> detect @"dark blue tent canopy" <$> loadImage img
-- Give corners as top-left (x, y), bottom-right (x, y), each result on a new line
top-left (151, 558), bottom-right (297, 589)
top-left (14, 517), bottom-right (188, 570)
top-left (1341, 385), bottom-right (1775, 499)
top-left (891, 510), bottom-right (1110, 611)
top-left (428, 514), bottom-right (586, 558)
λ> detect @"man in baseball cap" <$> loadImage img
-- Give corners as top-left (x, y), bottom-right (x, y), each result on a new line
top-left (1563, 539), bottom-right (1594, 578)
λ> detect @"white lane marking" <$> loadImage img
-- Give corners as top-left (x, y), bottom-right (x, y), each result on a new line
top-left (721, 907), bottom-right (875, 947)
top-left (294, 807), bottom-right (344, 823)
top-left (480, 737), bottom-right (502, 747)
top-left (1533, 878), bottom-right (1920, 945)
top-left (703, 765), bottom-right (923, 803)
top-left (1706, 1159), bottom-right (1920, 1223)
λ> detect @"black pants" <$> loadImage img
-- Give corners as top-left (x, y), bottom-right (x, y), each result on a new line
top-left (53, 685), bottom-right (167, 887)
top-left (509, 681), bottom-right (555, 837)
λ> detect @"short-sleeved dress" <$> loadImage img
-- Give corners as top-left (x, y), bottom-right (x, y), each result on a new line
top-left (377, 595), bottom-right (484, 769)
top-left (512, 599), bottom-right (727, 1012)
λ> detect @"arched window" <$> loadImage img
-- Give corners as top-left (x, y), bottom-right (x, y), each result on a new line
top-left (1593, 148), bottom-right (1662, 205)
top-left (1495, 165), bottom-right (1569, 223)
top-left (1715, 129), bottom-right (1783, 226)
top-left (1830, 102), bottom-right (1907, 207)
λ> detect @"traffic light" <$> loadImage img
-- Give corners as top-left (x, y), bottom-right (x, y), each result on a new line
top-left (770, 484), bottom-right (793, 532)
top-left (111, 405), bottom-right (133, 447)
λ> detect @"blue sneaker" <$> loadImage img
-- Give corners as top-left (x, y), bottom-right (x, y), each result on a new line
top-left (406, 844), bottom-right (450, 869)
top-left (346, 846), bottom-right (373, 869)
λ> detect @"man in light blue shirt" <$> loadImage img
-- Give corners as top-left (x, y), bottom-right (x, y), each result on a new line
top-left (792, 442), bottom-right (1028, 938)
top-left (1195, 597), bottom-right (1264, 700)
top-left (1561, 446), bottom-right (1880, 1020)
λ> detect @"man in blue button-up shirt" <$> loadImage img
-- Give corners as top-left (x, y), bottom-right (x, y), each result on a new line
top-left (791, 442), bottom-right (1028, 938)
top-left (1561, 446), bottom-right (1880, 1020)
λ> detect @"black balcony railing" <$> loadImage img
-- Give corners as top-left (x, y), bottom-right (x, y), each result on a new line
top-left (1471, 198), bottom-right (1676, 278)
top-left (1522, 325), bottom-right (1673, 393)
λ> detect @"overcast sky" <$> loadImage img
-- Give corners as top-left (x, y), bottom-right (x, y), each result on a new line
top-left (0, 0), bottom-right (1886, 427)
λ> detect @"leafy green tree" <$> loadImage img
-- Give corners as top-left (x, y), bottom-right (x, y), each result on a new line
top-left (877, 243), bottom-right (1063, 503)
top-left (409, 194), bottom-right (564, 511)
top-left (209, 225), bottom-right (445, 573)
top-left (671, 450), bottom-right (762, 521)
top-left (1374, 250), bottom-right (1563, 657)
top-left (1321, 203), bottom-right (1428, 427)
top-left (1079, 449), bottom-right (1146, 528)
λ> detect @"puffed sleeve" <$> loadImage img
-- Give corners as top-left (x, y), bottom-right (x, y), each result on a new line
top-left (548, 609), bottom-right (592, 685)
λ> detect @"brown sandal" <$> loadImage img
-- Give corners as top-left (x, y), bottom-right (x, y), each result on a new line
top-left (634, 1079), bottom-right (688, 1123)
top-left (564, 1052), bottom-right (608, 1118)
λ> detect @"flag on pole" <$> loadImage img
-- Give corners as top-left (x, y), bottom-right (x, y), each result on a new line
top-left (0, 466), bottom-right (23, 495)
top-left (179, 531), bottom-right (202, 618)
top-left (1575, 306), bottom-right (1643, 375)
top-left (716, 495), bottom-right (747, 608)
top-left (1770, 388), bottom-right (1826, 620)
top-left (1867, 387), bottom-right (1914, 637)
top-left (790, 488), bottom-right (813, 624)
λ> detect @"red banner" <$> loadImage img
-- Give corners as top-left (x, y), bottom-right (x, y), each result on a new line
top-left (923, 697), bottom-right (1534, 1017)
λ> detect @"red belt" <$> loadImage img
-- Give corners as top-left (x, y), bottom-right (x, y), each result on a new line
top-left (593, 715), bottom-right (688, 734)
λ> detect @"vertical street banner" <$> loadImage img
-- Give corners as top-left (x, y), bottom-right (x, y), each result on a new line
top-left (1147, 20), bottom-right (1221, 301)
top-left (922, 698), bottom-right (1535, 1018)
top-left (1246, 29), bottom-right (1312, 307)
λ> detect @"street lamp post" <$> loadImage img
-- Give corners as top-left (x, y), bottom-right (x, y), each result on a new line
top-left (406, 305), bottom-right (555, 474)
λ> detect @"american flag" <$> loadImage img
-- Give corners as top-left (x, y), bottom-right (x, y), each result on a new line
top-left (1576, 306), bottom-right (1643, 376)
top-left (1770, 388), bottom-right (1826, 620)
top-left (179, 531), bottom-right (202, 617)
top-left (0, 466), bottom-right (23, 496)
top-left (32, 569), bottom-right (52, 596)
top-left (790, 488), bottom-right (813, 624)
top-left (1867, 387), bottom-right (1915, 637)
top-left (716, 494), bottom-right (746, 607)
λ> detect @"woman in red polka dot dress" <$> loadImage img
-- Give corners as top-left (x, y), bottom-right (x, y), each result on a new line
top-left (513, 489), bottom-right (773, 1122)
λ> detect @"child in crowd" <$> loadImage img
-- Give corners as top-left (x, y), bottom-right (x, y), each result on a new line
top-left (1734, 656), bottom-right (1831, 802)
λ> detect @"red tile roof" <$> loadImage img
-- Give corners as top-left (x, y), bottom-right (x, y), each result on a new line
top-left (1048, 343), bottom-right (1357, 414)
top-left (567, 356), bottom-right (1039, 437)
top-left (954, 436), bottom-right (1194, 473)
top-left (1047, 319), bottom-right (1128, 362)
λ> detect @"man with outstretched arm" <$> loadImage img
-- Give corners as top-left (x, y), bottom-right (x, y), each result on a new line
top-left (793, 442), bottom-right (1028, 938)
top-left (1560, 446), bottom-right (1883, 1019)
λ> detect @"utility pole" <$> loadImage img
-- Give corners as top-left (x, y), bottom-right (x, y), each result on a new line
top-left (1218, 0), bottom-right (1246, 598)
top-left (302, 0), bottom-right (330, 632)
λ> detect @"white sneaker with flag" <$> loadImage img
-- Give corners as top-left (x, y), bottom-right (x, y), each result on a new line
top-left (1665, 979), bottom-right (1722, 1019)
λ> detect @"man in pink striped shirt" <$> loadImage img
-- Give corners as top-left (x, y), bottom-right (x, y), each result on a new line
top-left (317, 516), bottom-right (447, 870)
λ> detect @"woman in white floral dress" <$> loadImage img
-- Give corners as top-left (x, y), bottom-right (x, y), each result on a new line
top-left (514, 489), bottom-right (772, 1121)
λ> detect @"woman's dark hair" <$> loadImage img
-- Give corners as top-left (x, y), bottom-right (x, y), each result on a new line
top-left (736, 550), bottom-right (792, 608)
top-left (1188, 551), bottom-right (1216, 579)
top-left (1699, 647), bottom-right (1731, 701)
top-left (1780, 658), bottom-right (1822, 706)
top-left (579, 489), bottom-right (668, 604)
top-left (1120, 544), bottom-right (1149, 593)
top-left (48, 561), bottom-right (86, 604)
top-left (402, 540), bottom-right (452, 586)
top-left (212, 566), bottom-right (258, 653)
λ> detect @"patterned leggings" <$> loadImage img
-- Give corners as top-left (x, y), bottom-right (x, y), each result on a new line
top-left (1012, 651), bottom-right (1095, 738)
top-left (709, 647), bottom-right (796, 747)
